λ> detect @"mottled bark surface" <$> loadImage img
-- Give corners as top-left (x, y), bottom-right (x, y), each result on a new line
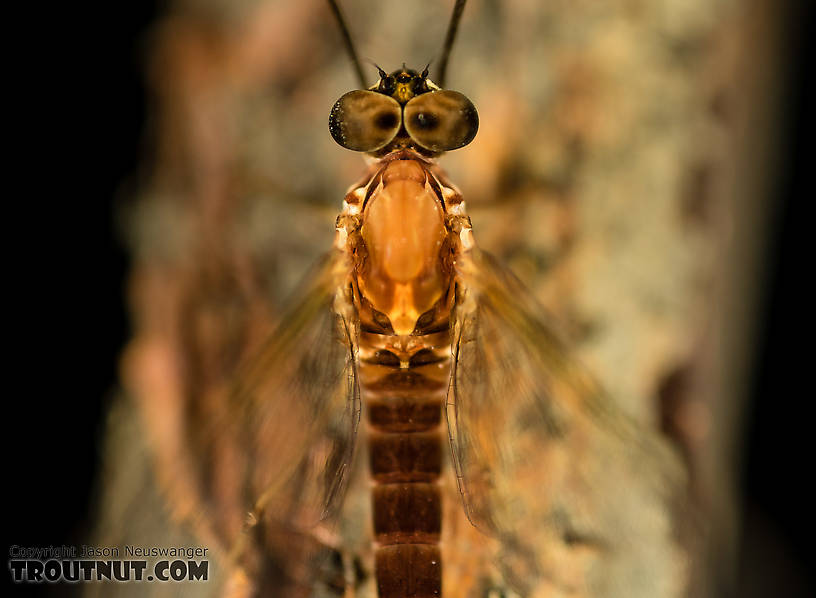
top-left (90, 1), bottom-right (789, 596)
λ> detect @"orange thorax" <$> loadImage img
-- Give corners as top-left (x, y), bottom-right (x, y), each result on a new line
top-left (357, 159), bottom-right (448, 335)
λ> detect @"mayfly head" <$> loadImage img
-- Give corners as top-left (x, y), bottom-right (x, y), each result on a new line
top-left (329, 65), bottom-right (478, 155)
top-left (326, 0), bottom-right (477, 156)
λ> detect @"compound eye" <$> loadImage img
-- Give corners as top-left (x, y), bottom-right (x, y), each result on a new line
top-left (329, 90), bottom-right (402, 152)
top-left (403, 90), bottom-right (479, 152)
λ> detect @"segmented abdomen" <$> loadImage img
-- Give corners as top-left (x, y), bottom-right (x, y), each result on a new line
top-left (360, 336), bottom-right (451, 598)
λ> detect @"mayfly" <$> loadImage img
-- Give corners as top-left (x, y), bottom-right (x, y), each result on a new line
top-left (226, 1), bottom-right (685, 597)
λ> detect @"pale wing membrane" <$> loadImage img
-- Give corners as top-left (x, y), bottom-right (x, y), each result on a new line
top-left (229, 250), bottom-right (360, 531)
top-left (448, 249), bottom-right (685, 595)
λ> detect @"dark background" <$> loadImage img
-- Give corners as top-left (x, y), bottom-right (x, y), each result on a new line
top-left (7, 2), bottom-right (812, 596)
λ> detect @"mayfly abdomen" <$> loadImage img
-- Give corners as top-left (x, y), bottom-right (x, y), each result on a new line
top-left (359, 336), bottom-right (451, 598)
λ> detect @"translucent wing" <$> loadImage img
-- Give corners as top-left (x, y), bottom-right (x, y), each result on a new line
top-left (448, 249), bottom-right (686, 596)
top-left (227, 249), bottom-right (360, 539)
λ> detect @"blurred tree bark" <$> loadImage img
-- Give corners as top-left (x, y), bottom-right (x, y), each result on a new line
top-left (89, 1), bottom-right (792, 596)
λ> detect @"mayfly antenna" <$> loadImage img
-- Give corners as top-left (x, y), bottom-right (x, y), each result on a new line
top-left (437, 0), bottom-right (468, 88)
top-left (327, 0), bottom-right (367, 89)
